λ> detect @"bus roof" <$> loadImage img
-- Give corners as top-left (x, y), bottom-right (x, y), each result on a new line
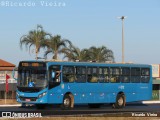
top-left (19, 60), bottom-right (151, 68)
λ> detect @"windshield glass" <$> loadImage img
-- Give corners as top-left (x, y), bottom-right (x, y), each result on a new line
top-left (18, 68), bottom-right (47, 88)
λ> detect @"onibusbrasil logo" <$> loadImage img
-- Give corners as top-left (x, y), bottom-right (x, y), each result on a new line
top-left (1, 112), bottom-right (42, 118)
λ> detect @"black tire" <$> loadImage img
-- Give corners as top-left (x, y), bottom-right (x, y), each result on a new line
top-left (36, 104), bottom-right (46, 109)
top-left (62, 94), bottom-right (72, 110)
top-left (115, 94), bottom-right (125, 109)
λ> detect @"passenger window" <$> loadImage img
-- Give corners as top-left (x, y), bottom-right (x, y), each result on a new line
top-left (63, 66), bottom-right (76, 83)
top-left (87, 67), bottom-right (98, 83)
top-left (75, 67), bottom-right (86, 83)
top-left (98, 68), bottom-right (104, 82)
top-left (104, 68), bottom-right (109, 82)
top-left (141, 68), bottom-right (150, 83)
top-left (110, 67), bottom-right (120, 83)
top-left (131, 68), bottom-right (141, 83)
top-left (121, 67), bottom-right (130, 83)
top-left (98, 67), bottom-right (109, 82)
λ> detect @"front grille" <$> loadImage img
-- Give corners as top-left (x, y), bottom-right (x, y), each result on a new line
top-left (17, 86), bottom-right (44, 92)
top-left (19, 97), bottom-right (37, 102)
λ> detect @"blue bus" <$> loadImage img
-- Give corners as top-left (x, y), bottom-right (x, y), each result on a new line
top-left (16, 61), bottom-right (152, 109)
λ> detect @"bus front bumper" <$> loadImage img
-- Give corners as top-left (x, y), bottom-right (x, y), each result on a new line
top-left (16, 91), bottom-right (48, 104)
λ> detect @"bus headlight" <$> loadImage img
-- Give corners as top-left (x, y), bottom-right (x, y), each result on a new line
top-left (38, 92), bottom-right (47, 98)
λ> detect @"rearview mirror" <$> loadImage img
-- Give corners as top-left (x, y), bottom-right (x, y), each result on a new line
top-left (52, 72), bottom-right (55, 78)
top-left (12, 67), bottom-right (18, 80)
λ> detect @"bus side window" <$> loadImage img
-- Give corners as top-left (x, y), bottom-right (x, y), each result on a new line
top-left (75, 67), bottom-right (86, 83)
top-left (98, 68), bottom-right (104, 82)
top-left (68, 75), bottom-right (76, 82)
top-left (131, 68), bottom-right (141, 83)
top-left (91, 67), bottom-right (98, 82)
top-left (63, 74), bottom-right (69, 82)
top-left (98, 67), bottom-right (109, 83)
top-left (87, 67), bottom-right (92, 82)
top-left (121, 67), bottom-right (130, 83)
top-left (141, 68), bottom-right (150, 83)
top-left (110, 67), bottom-right (120, 83)
top-left (87, 67), bottom-right (98, 83)
top-left (63, 66), bottom-right (76, 83)
top-left (104, 68), bottom-right (109, 82)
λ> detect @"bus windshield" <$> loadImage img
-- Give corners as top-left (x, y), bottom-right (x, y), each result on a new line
top-left (18, 62), bottom-right (47, 88)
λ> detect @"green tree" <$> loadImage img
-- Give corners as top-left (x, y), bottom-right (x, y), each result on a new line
top-left (63, 45), bottom-right (89, 61)
top-left (44, 35), bottom-right (72, 60)
top-left (88, 46), bottom-right (114, 62)
top-left (20, 25), bottom-right (50, 60)
top-left (63, 45), bottom-right (114, 62)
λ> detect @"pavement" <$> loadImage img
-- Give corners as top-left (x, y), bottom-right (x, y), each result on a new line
top-left (124, 100), bottom-right (160, 105)
top-left (0, 101), bottom-right (160, 107)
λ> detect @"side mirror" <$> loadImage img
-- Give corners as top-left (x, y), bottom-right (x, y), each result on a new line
top-left (52, 72), bottom-right (55, 79)
top-left (12, 67), bottom-right (18, 80)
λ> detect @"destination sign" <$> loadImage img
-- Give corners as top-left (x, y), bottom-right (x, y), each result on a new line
top-left (21, 62), bottom-right (44, 67)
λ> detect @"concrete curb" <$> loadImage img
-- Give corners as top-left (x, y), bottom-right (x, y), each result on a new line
top-left (142, 101), bottom-right (160, 104)
top-left (0, 104), bottom-right (21, 107)
top-left (127, 101), bottom-right (160, 105)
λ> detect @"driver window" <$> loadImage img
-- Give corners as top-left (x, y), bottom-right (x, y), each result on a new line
top-left (49, 65), bottom-right (61, 82)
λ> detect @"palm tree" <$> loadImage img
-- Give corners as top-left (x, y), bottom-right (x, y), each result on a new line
top-left (88, 46), bottom-right (114, 62)
top-left (44, 35), bottom-right (72, 60)
top-left (63, 45), bottom-right (114, 62)
top-left (63, 45), bottom-right (89, 61)
top-left (20, 25), bottom-right (50, 60)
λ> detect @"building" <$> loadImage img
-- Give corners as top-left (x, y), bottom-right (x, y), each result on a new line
top-left (152, 64), bottom-right (160, 100)
top-left (0, 59), bottom-right (17, 99)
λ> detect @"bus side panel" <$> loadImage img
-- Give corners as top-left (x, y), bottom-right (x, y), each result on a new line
top-left (137, 83), bottom-right (152, 101)
top-left (65, 83), bottom-right (118, 104)
top-left (47, 86), bottom-right (64, 104)
top-left (47, 82), bottom-right (152, 104)
top-left (65, 83), bottom-right (97, 104)
top-left (124, 83), bottom-right (152, 102)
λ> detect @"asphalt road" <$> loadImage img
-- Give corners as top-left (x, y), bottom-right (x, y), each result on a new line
top-left (0, 103), bottom-right (160, 117)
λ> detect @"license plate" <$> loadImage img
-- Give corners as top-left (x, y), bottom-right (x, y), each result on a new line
top-left (25, 99), bottom-right (31, 102)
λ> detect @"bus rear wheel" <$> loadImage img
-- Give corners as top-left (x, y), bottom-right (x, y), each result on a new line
top-left (115, 94), bottom-right (125, 109)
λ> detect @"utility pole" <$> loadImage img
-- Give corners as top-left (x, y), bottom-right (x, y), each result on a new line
top-left (118, 16), bottom-right (127, 63)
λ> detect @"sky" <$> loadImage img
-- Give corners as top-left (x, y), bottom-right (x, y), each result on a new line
top-left (0, 0), bottom-right (160, 66)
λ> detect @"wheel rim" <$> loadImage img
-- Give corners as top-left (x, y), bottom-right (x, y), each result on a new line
top-left (118, 97), bottom-right (123, 106)
top-left (64, 98), bottom-right (70, 107)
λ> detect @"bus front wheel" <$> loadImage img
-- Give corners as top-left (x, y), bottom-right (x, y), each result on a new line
top-left (62, 94), bottom-right (72, 109)
top-left (115, 94), bottom-right (125, 109)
